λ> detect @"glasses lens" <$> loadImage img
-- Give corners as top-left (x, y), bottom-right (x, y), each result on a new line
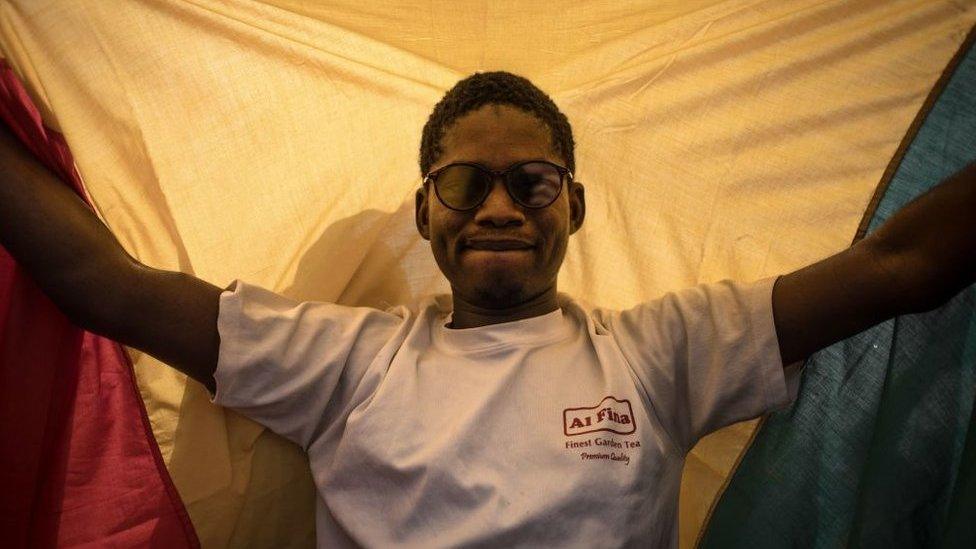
top-left (435, 165), bottom-right (490, 210)
top-left (509, 162), bottom-right (562, 208)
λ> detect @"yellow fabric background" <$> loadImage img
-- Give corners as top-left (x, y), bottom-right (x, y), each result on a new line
top-left (1, 0), bottom-right (973, 546)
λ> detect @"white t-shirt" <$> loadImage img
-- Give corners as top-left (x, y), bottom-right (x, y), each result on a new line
top-left (212, 277), bottom-right (800, 548)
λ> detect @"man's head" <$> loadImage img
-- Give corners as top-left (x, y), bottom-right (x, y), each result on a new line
top-left (416, 72), bottom-right (585, 311)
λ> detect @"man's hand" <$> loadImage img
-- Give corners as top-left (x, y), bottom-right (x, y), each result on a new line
top-left (0, 122), bottom-right (223, 393)
top-left (773, 162), bottom-right (976, 366)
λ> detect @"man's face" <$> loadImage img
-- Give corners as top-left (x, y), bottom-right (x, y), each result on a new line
top-left (416, 104), bottom-right (584, 309)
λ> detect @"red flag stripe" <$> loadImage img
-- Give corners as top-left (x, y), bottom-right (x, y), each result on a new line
top-left (0, 59), bottom-right (198, 548)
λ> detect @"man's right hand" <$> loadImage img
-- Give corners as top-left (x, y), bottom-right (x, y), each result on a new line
top-left (0, 122), bottom-right (222, 393)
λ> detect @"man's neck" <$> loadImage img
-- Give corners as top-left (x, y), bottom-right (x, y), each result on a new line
top-left (449, 286), bottom-right (560, 329)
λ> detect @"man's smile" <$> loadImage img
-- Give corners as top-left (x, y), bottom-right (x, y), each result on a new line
top-left (464, 238), bottom-right (535, 251)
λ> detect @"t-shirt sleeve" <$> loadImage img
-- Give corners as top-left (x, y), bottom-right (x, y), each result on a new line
top-left (211, 280), bottom-right (404, 449)
top-left (599, 276), bottom-right (802, 452)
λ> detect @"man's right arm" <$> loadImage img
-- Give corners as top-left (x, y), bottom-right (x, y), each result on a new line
top-left (0, 123), bottom-right (222, 393)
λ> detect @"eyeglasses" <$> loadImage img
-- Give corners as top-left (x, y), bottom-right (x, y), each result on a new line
top-left (423, 160), bottom-right (573, 211)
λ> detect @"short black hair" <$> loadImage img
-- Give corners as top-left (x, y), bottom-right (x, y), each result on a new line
top-left (419, 71), bottom-right (575, 177)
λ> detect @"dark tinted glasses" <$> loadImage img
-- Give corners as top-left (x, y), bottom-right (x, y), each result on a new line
top-left (423, 160), bottom-right (572, 211)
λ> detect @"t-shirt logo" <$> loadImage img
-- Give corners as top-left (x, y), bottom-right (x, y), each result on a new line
top-left (563, 396), bottom-right (636, 436)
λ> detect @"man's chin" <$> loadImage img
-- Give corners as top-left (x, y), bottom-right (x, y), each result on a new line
top-left (462, 271), bottom-right (532, 310)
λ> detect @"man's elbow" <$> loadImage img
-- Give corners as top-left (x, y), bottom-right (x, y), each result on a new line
top-left (52, 257), bottom-right (141, 340)
top-left (865, 237), bottom-right (963, 315)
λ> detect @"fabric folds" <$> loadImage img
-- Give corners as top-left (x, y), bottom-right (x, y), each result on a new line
top-left (1, 1), bottom-right (975, 546)
top-left (701, 26), bottom-right (976, 549)
top-left (0, 60), bottom-right (198, 548)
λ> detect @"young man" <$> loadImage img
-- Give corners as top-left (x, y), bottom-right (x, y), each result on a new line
top-left (0, 71), bottom-right (973, 547)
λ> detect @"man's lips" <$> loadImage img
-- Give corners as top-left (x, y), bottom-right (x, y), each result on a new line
top-left (464, 238), bottom-right (535, 251)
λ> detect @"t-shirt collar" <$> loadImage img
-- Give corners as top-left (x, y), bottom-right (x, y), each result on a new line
top-left (434, 306), bottom-right (571, 351)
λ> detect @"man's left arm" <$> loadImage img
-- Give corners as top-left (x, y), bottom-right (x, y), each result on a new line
top-left (773, 161), bottom-right (976, 366)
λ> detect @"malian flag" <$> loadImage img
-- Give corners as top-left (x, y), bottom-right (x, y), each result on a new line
top-left (0, 1), bottom-right (974, 547)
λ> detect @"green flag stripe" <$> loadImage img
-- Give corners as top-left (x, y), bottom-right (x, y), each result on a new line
top-left (700, 25), bottom-right (976, 549)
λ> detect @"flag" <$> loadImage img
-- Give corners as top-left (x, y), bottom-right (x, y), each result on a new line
top-left (1, 1), bottom-right (974, 546)
top-left (0, 59), bottom-right (198, 548)
top-left (701, 27), bottom-right (976, 548)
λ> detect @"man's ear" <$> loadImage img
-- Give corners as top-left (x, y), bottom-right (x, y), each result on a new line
top-left (415, 185), bottom-right (431, 240)
top-left (569, 181), bottom-right (585, 234)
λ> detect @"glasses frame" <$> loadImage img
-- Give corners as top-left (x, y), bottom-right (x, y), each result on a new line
top-left (423, 159), bottom-right (574, 212)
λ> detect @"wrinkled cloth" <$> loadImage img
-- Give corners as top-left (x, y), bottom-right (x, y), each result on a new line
top-left (0, 60), bottom-right (197, 548)
top-left (702, 29), bottom-right (976, 549)
top-left (1, 0), bottom-right (974, 546)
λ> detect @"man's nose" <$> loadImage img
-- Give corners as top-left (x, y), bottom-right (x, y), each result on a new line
top-left (474, 178), bottom-right (525, 227)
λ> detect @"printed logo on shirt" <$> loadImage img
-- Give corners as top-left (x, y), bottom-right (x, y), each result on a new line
top-left (563, 396), bottom-right (636, 437)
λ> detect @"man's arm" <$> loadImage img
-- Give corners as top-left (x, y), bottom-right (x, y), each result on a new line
top-left (0, 122), bottom-right (222, 393)
top-left (773, 161), bottom-right (976, 366)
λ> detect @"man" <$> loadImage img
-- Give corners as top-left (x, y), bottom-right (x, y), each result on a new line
top-left (0, 71), bottom-right (973, 547)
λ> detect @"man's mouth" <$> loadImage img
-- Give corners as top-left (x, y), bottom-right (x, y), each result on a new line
top-left (464, 238), bottom-right (534, 251)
